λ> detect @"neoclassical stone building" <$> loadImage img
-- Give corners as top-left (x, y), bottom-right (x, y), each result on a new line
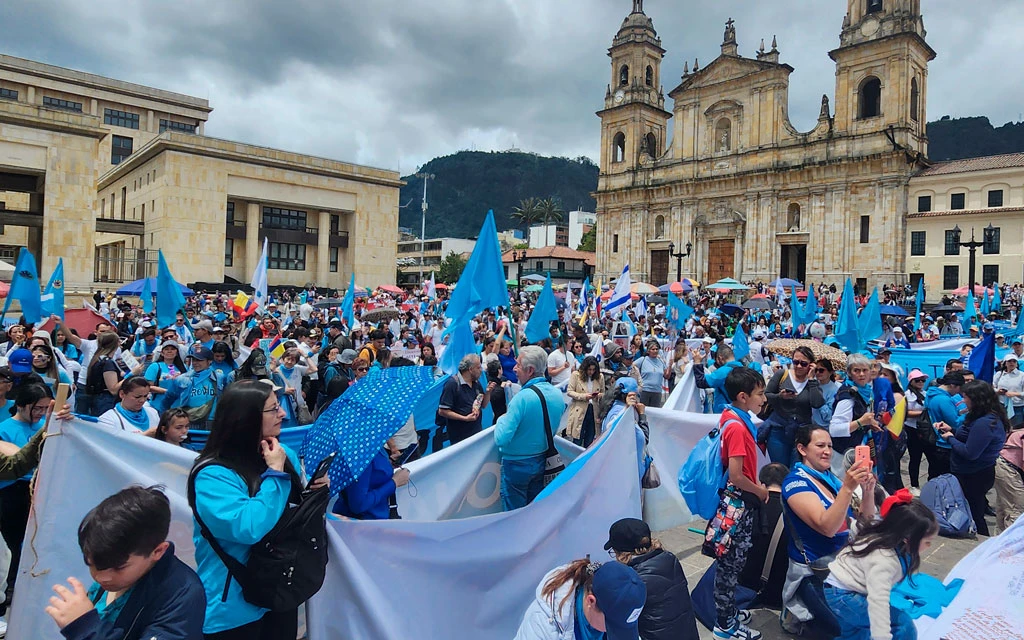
top-left (596, 0), bottom-right (934, 291)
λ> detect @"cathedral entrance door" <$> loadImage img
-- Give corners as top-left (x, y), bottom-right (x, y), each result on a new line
top-left (707, 240), bottom-right (734, 283)
top-left (780, 245), bottom-right (807, 283)
top-left (650, 249), bottom-right (669, 285)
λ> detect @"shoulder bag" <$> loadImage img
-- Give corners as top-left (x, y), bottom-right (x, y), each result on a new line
top-left (528, 385), bottom-right (565, 486)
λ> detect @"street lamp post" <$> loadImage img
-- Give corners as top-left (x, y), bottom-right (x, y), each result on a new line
top-left (952, 223), bottom-right (995, 294)
top-left (667, 240), bottom-right (693, 283)
top-left (512, 249), bottom-right (529, 298)
top-left (415, 172), bottom-right (434, 284)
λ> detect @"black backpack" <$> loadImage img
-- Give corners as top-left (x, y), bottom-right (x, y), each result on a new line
top-left (187, 457), bottom-right (331, 611)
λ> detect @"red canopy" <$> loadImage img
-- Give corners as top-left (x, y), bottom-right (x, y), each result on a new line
top-left (378, 285), bottom-right (403, 295)
top-left (36, 308), bottom-right (110, 337)
top-left (951, 285), bottom-right (993, 296)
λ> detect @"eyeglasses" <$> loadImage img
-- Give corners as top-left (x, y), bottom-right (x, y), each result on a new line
top-left (792, 360), bottom-right (811, 367)
top-left (356, 367), bottom-right (369, 372)
top-left (814, 367), bottom-right (828, 374)
top-left (263, 404), bottom-right (282, 414)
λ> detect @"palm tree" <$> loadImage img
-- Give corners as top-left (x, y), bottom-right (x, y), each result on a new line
top-left (537, 198), bottom-right (565, 246)
top-left (511, 198), bottom-right (543, 243)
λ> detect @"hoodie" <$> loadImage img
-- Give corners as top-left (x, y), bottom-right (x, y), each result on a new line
top-left (925, 386), bottom-right (963, 450)
top-left (514, 566), bottom-right (577, 640)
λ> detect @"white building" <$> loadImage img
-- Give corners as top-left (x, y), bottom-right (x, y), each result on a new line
top-left (396, 237), bottom-right (477, 286)
top-left (529, 210), bottom-right (596, 250)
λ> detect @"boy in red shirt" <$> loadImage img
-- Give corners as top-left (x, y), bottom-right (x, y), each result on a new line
top-left (714, 367), bottom-right (768, 640)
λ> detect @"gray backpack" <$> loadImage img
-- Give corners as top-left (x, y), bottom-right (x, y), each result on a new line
top-left (920, 473), bottom-right (976, 538)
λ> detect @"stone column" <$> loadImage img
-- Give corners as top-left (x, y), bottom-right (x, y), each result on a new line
top-left (148, 110), bottom-right (155, 133)
top-left (26, 86), bottom-right (35, 104)
top-left (316, 211), bottom-right (331, 287)
top-left (245, 202), bottom-right (261, 276)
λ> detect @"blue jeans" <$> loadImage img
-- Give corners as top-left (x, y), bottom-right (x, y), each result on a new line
top-left (767, 426), bottom-right (797, 466)
top-left (500, 455), bottom-right (546, 511)
top-left (825, 585), bottom-right (917, 640)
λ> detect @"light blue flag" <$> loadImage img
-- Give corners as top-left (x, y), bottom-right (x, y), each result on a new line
top-left (914, 278), bottom-right (924, 332)
top-left (340, 273), bottom-right (356, 329)
top-left (155, 250), bottom-right (187, 330)
top-left (576, 277), bottom-right (590, 326)
top-left (802, 285), bottom-right (819, 327)
top-left (962, 291), bottom-right (978, 328)
top-left (604, 264), bottom-right (633, 315)
top-left (858, 287), bottom-right (884, 346)
top-left (992, 283), bottom-right (1002, 312)
top-left (251, 237), bottom-right (269, 313)
top-left (445, 210), bottom-right (509, 322)
top-left (834, 279), bottom-right (860, 353)
top-left (980, 286), bottom-right (991, 317)
top-left (789, 284), bottom-right (803, 326)
top-left (439, 315), bottom-right (479, 375)
top-left (667, 293), bottom-right (694, 331)
top-left (0, 248), bottom-right (41, 324)
top-left (39, 258), bottom-right (65, 321)
top-left (140, 276), bottom-right (154, 315)
top-left (525, 274), bottom-right (559, 344)
top-left (299, 291), bottom-right (308, 305)
top-left (732, 324), bottom-right (750, 360)
top-left (620, 308), bottom-right (638, 339)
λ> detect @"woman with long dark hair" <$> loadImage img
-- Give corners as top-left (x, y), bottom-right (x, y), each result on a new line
top-left (83, 332), bottom-right (122, 417)
top-left (190, 380), bottom-right (327, 638)
top-left (937, 380), bottom-right (1009, 536)
top-left (565, 356), bottom-right (604, 447)
top-left (763, 345), bottom-right (824, 465)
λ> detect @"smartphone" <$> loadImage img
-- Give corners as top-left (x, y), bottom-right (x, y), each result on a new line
top-left (398, 445), bottom-right (419, 466)
top-left (305, 452), bottom-right (336, 491)
top-left (855, 445), bottom-right (871, 468)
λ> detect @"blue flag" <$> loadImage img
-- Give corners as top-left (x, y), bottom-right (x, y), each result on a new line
top-left (962, 291), bottom-right (978, 329)
top-left (525, 274), bottom-right (559, 344)
top-left (439, 315), bottom-right (479, 375)
top-left (802, 285), bottom-right (819, 328)
top-left (667, 293), bottom-right (694, 331)
top-left (732, 324), bottom-right (750, 360)
top-left (992, 283), bottom-right (1002, 312)
top-left (859, 288), bottom-right (884, 346)
top-left (340, 273), bottom-right (356, 329)
top-left (914, 278), bottom-right (924, 332)
top-left (620, 308), bottom-right (638, 339)
top-left (968, 331), bottom-right (996, 383)
top-left (445, 210), bottom-right (509, 322)
top-left (156, 250), bottom-right (187, 330)
top-left (140, 275), bottom-right (154, 315)
top-left (834, 279), bottom-right (860, 353)
top-left (40, 258), bottom-right (65, 321)
top-left (789, 284), bottom-right (803, 326)
top-left (0, 248), bottom-right (41, 324)
top-left (980, 286), bottom-right (990, 317)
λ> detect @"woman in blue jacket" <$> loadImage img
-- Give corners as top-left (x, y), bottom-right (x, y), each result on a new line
top-left (332, 442), bottom-right (410, 520)
top-left (938, 380), bottom-right (1009, 536)
top-left (924, 370), bottom-right (966, 479)
top-left (191, 380), bottom-right (327, 639)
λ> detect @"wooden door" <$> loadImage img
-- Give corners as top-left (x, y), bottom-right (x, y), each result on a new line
top-left (707, 240), bottom-right (734, 283)
top-left (650, 249), bottom-right (669, 285)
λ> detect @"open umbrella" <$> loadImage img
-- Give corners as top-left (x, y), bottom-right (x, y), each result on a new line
top-left (377, 285), bottom-right (403, 295)
top-left (768, 278), bottom-right (802, 288)
top-left (362, 306), bottom-right (402, 323)
top-left (720, 303), bottom-right (745, 316)
top-left (300, 366), bottom-right (435, 494)
top-left (741, 298), bottom-right (775, 310)
top-left (524, 284), bottom-right (544, 293)
top-left (878, 304), bottom-right (909, 317)
top-left (115, 277), bottom-right (194, 297)
top-left (506, 279), bottom-right (518, 287)
top-left (658, 282), bottom-right (691, 294)
top-left (521, 274), bottom-right (546, 283)
top-left (707, 278), bottom-right (751, 291)
top-left (631, 282), bottom-right (660, 295)
top-left (313, 297), bottom-right (344, 309)
top-left (767, 339), bottom-right (848, 369)
top-left (951, 285), bottom-right (993, 296)
top-left (931, 304), bottom-right (965, 313)
top-left (795, 290), bottom-right (810, 299)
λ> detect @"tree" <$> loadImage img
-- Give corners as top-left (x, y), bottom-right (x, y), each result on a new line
top-left (510, 197), bottom-right (542, 241)
top-left (537, 198), bottom-right (565, 246)
top-left (437, 251), bottom-right (467, 284)
top-left (577, 223), bottom-right (596, 252)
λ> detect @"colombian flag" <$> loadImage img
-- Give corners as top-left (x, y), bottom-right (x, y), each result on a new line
top-left (267, 336), bottom-right (286, 359)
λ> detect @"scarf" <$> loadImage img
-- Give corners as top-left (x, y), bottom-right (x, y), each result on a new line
top-left (723, 404), bottom-right (758, 440)
top-left (853, 381), bottom-right (874, 408)
top-left (794, 461), bottom-right (843, 496)
top-left (114, 403), bottom-right (150, 430)
top-left (573, 586), bottom-right (604, 640)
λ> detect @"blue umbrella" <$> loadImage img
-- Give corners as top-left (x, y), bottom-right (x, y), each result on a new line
top-left (768, 278), bottom-right (802, 288)
top-left (115, 277), bottom-right (194, 297)
top-left (878, 304), bottom-right (908, 317)
top-left (300, 365), bottom-right (436, 494)
top-left (720, 303), bottom-right (744, 316)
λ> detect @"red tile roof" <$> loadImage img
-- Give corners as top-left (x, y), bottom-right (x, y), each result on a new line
top-left (502, 246), bottom-right (595, 265)
top-left (915, 152), bottom-right (1024, 177)
top-left (907, 206), bottom-right (1024, 219)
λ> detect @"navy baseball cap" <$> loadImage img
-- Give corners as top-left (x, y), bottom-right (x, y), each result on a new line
top-left (591, 562), bottom-right (646, 640)
top-left (7, 348), bottom-right (32, 374)
top-left (189, 346), bottom-right (214, 361)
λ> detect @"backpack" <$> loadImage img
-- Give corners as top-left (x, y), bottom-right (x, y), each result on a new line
top-left (919, 473), bottom-right (976, 538)
top-left (187, 457), bottom-right (331, 611)
top-left (679, 415), bottom-right (742, 519)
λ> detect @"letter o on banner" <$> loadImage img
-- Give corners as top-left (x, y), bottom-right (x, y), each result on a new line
top-left (463, 462), bottom-right (502, 511)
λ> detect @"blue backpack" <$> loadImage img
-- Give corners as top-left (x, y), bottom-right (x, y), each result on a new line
top-left (920, 474), bottom-right (976, 538)
top-left (679, 415), bottom-right (742, 519)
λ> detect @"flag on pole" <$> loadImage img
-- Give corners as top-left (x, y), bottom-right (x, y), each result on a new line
top-left (268, 336), bottom-right (286, 359)
top-left (636, 297), bottom-right (648, 320)
top-left (980, 286), bottom-right (991, 317)
top-left (962, 290), bottom-right (978, 329)
top-left (789, 284), bottom-right (803, 327)
top-left (525, 274), bottom-right (559, 344)
top-left (834, 279), bottom-right (860, 354)
top-left (731, 324), bottom-right (750, 360)
top-left (992, 282), bottom-right (1002, 312)
top-left (776, 281), bottom-right (786, 307)
top-left (0, 248), bottom-right (41, 324)
top-left (563, 285), bottom-right (573, 326)
top-left (914, 278), bottom-right (924, 332)
top-left (621, 308), bottom-right (638, 338)
top-left (444, 210), bottom-right (508, 322)
top-left (156, 250), bottom-right (188, 330)
top-left (802, 285), bottom-right (819, 327)
top-left (968, 331), bottom-right (996, 384)
top-left (40, 258), bottom-right (65, 321)
top-left (140, 276), bottom-right (154, 315)
top-left (858, 288), bottom-right (884, 345)
top-left (577, 278), bottom-right (590, 328)
top-left (251, 237), bottom-right (269, 313)
top-left (340, 273), bottom-right (356, 329)
top-left (425, 272), bottom-right (437, 301)
top-left (604, 265), bottom-right (632, 315)
top-left (667, 293), bottom-right (694, 331)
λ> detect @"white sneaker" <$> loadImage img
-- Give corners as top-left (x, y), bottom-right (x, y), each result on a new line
top-left (909, 486), bottom-right (921, 497)
top-left (713, 621), bottom-right (762, 640)
top-left (737, 609), bottom-right (752, 626)
top-left (0, 616), bottom-right (8, 638)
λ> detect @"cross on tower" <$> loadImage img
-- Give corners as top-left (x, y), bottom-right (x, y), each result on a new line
top-left (632, 0), bottom-right (644, 14)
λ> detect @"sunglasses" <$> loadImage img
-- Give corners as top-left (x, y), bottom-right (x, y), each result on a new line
top-left (792, 360), bottom-right (811, 367)
top-left (356, 367), bottom-right (369, 372)
top-left (814, 367), bottom-right (828, 374)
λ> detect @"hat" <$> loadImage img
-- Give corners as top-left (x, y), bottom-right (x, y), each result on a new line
top-left (591, 562), bottom-right (647, 640)
top-left (907, 369), bottom-right (928, 382)
top-left (702, 336), bottom-right (715, 344)
top-left (338, 349), bottom-right (358, 365)
top-left (328, 320), bottom-right (344, 330)
top-left (257, 378), bottom-right (282, 391)
top-left (1003, 353), bottom-right (1019, 363)
top-left (158, 340), bottom-right (180, 352)
top-left (140, 321), bottom-right (153, 329)
top-left (1014, 338), bottom-right (1022, 345)
top-left (189, 346), bottom-right (214, 361)
top-left (997, 333), bottom-right (1006, 340)
top-left (194, 319), bottom-right (213, 332)
top-left (892, 326), bottom-right (903, 333)
top-left (212, 326), bottom-right (225, 333)
top-left (615, 377), bottom-right (638, 394)
top-left (923, 316), bottom-right (933, 322)
top-left (6, 348), bottom-right (32, 374)
top-left (604, 518), bottom-right (651, 553)
top-left (878, 348), bottom-right (891, 355)
top-left (983, 322), bottom-right (995, 332)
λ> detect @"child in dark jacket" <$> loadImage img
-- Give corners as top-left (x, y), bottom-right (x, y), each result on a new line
top-left (45, 485), bottom-right (206, 640)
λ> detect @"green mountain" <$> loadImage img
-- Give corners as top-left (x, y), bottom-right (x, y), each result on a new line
top-left (927, 116), bottom-right (1024, 161)
top-left (399, 151), bottom-right (598, 240)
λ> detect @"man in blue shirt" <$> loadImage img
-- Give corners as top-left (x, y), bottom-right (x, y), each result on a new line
top-left (495, 346), bottom-right (564, 511)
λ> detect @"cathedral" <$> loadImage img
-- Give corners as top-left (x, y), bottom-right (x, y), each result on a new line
top-left (595, 0), bottom-right (934, 292)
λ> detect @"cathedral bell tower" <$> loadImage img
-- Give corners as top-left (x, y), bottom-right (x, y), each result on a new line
top-left (829, 0), bottom-right (936, 155)
top-left (597, 0), bottom-right (672, 175)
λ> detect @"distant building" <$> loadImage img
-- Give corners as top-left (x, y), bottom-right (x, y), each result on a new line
top-left (528, 210), bottom-right (596, 249)
top-left (503, 246), bottom-right (595, 287)
top-left (497, 229), bottom-right (524, 252)
top-left (397, 237), bottom-right (477, 286)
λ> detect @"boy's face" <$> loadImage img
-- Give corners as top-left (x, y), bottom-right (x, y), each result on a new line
top-left (736, 386), bottom-right (767, 414)
top-left (87, 542), bottom-right (168, 594)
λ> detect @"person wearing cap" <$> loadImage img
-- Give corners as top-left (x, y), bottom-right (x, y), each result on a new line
top-left (604, 518), bottom-right (700, 640)
top-left (1013, 338), bottom-right (1024, 359)
top-left (924, 370), bottom-right (966, 479)
top-left (144, 340), bottom-right (187, 413)
top-left (514, 557), bottom-right (646, 640)
top-left (874, 348), bottom-right (904, 383)
top-left (162, 345), bottom-right (226, 429)
top-left (903, 369), bottom-right (930, 495)
top-left (995, 353), bottom-right (1024, 427)
top-left (130, 327), bottom-right (160, 363)
top-left (317, 347), bottom-right (355, 411)
top-left (192, 320), bottom-right (215, 351)
top-left (883, 326), bottom-right (909, 350)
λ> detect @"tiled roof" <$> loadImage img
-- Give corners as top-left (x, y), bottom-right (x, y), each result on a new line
top-left (907, 206), bottom-right (1024, 219)
top-left (502, 246), bottom-right (595, 265)
top-left (916, 152), bottom-right (1024, 177)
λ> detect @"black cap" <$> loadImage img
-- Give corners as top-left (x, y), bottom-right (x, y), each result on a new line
top-left (604, 518), bottom-right (651, 552)
top-left (878, 348), bottom-right (891, 355)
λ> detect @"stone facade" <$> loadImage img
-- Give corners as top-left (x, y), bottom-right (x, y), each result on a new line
top-left (596, 0), bottom-right (935, 292)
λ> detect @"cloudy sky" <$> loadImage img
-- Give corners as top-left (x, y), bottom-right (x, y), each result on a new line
top-left (4, 0), bottom-right (1022, 174)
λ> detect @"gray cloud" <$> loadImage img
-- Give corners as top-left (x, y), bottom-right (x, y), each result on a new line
top-left (3, 0), bottom-right (1022, 173)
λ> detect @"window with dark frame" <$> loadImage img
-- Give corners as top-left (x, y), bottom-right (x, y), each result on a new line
top-left (224, 238), bottom-right (234, 267)
top-left (557, 261), bottom-right (566, 272)
top-left (111, 135), bottom-right (133, 165)
top-left (988, 190), bottom-right (1004, 207)
top-left (983, 265), bottom-right (999, 286)
top-left (43, 96), bottom-right (82, 112)
top-left (917, 195), bottom-right (931, 213)
top-left (268, 242), bottom-right (306, 270)
top-left (535, 261), bottom-right (543, 272)
top-left (0, 88), bottom-right (17, 101)
top-left (159, 119), bottom-right (197, 134)
top-left (226, 202), bottom-right (235, 225)
top-left (910, 231), bottom-right (926, 256)
top-left (984, 226), bottom-right (1001, 254)
top-left (104, 108), bottom-right (140, 129)
top-left (613, 234), bottom-right (619, 252)
top-left (943, 266), bottom-right (959, 290)
top-left (950, 193), bottom-right (965, 210)
top-left (859, 216), bottom-right (870, 243)
top-left (262, 206), bottom-right (307, 231)
top-left (330, 247), bottom-right (339, 272)
top-left (944, 230), bottom-right (960, 255)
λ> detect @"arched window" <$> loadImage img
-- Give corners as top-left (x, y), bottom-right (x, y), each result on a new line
top-left (645, 65), bottom-right (654, 87)
top-left (866, 0), bottom-right (883, 14)
top-left (714, 118), bottom-right (732, 152)
top-left (910, 77), bottom-right (920, 122)
top-left (858, 77), bottom-right (882, 119)
top-left (619, 65), bottom-right (629, 87)
top-left (645, 132), bottom-right (658, 158)
top-left (787, 203), bottom-right (801, 231)
top-left (654, 215), bottom-right (665, 239)
top-left (612, 133), bottom-right (626, 163)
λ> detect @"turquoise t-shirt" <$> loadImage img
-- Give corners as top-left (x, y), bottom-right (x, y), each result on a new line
top-left (0, 415), bottom-right (43, 487)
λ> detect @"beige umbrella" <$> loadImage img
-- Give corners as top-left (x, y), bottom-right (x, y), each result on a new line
top-left (766, 338), bottom-right (848, 369)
